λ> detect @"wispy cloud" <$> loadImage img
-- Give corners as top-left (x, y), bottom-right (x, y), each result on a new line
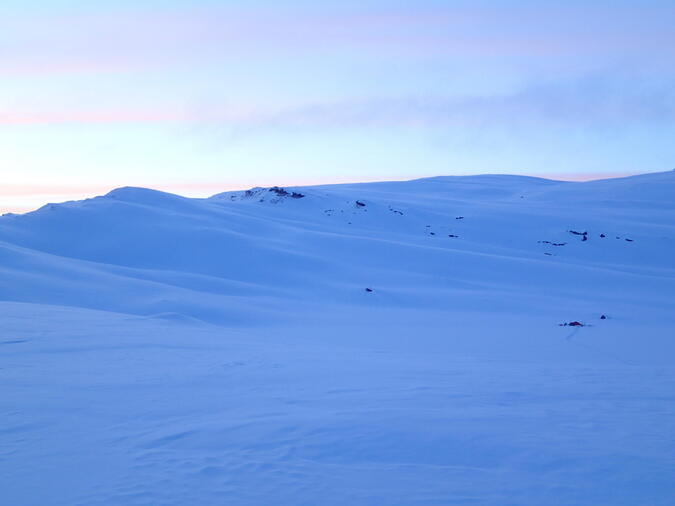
top-left (3, 2), bottom-right (674, 75)
top-left (4, 77), bottom-right (673, 130)
top-left (207, 78), bottom-right (675, 135)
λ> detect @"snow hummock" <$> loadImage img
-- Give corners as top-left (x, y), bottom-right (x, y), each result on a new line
top-left (1, 172), bottom-right (674, 505)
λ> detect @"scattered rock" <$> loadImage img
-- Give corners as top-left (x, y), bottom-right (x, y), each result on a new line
top-left (269, 186), bottom-right (290, 197)
top-left (544, 253), bottom-right (553, 256)
top-left (448, 234), bottom-right (459, 238)
top-left (600, 234), bottom-right (606, 238)
top-left (291, 192), bottom-right (305, 199)
top-left (429, 232), bottom-right (435, 236)
top-left (569, 230), bottom-right (588, 236)
top-left (568, 321), bottom-right (584, 327)
top-left (355, 201), bottom-right (366, 207)
top-left (600, 315), bottom-right (607, 320)
top-left (455, 216), bottom-right (464, 220)
top-left (625, 238), bottom-right (634, 242)
top-left (365, 288), bottom-right (373, 292)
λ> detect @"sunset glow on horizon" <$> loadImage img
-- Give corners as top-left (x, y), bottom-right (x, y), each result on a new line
top-left (2, 0), bottom-right (674, 213)
top-left (1, 171), bottom-right (638, 216)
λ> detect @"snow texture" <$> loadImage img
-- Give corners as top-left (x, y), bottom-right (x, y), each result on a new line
top-left (1, 172), bottom-right (674, 505)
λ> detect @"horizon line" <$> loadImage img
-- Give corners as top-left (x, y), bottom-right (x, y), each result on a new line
top-left (0, 170), bottom-right (647, 215)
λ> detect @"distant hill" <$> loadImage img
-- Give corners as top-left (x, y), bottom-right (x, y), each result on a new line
top-left (1, 171), bottom-right (674, 323)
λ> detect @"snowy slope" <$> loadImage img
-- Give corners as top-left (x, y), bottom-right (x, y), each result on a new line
top-left (2, 172), bottom-right (674, 321)
top-left (1, 172), bottom-right (675, 505)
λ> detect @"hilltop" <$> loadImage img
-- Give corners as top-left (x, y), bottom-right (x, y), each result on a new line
top-left (1, 171), bottom-right (674, 323)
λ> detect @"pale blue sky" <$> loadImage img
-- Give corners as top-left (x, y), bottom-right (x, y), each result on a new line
top-left (2, 0), bottom-right (674, 211)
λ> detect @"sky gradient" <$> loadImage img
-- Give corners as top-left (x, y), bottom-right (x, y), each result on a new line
top-left (2, 0), bottom-right (675, 212)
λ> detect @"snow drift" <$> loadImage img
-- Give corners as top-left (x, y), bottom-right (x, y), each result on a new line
top-left (1, 172), bottom-right (674, 505)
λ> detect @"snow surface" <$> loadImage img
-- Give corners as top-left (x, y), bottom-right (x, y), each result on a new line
top-left (1, 172), bottom-right (674, 505)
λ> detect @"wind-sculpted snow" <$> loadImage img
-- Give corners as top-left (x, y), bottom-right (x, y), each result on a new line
top-left (1, 172), bottom-right (674, 504)
top-left (1, 172), bottom-right (674, 322)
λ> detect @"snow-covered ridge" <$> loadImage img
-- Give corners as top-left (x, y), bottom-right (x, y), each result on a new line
top-left (1, 171), bottom-right (674, 324)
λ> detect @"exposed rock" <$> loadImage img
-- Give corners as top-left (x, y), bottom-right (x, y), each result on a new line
top-left (269, 186), bottom-right (290, 197)
top-left (558, 321), bottom-right (585, 327)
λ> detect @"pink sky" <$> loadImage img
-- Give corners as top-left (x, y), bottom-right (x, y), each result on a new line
top-left (2, 1), bottom-right (672, 216)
